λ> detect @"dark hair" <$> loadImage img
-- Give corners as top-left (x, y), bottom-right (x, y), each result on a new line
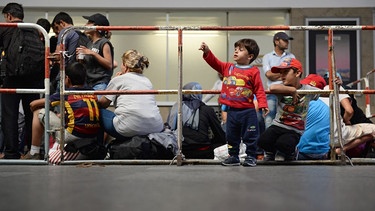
top-left (2, 3), bottom-right (24, 20)
top-left (52, 12), bottom-right (73, 25)
top-left (65, 62), bottom-right (86, 85)
top-left (234, 38), bottom-right (259, 64)
top-left (36, 18), bottom-right (51, 33)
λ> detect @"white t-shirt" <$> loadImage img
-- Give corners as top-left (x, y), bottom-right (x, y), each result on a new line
top-left (104, 72), bottom-right (164, 137)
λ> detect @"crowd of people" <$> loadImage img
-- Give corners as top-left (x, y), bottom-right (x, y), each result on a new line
top-left (0, 2), bottom-right (374, 165)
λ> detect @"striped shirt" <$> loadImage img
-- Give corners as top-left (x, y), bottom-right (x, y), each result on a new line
top-left (50, 87), bottom-right (100, 138)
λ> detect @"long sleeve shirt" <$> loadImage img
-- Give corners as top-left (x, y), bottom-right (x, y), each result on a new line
top-left (203, 50), bottom-right (267, 109)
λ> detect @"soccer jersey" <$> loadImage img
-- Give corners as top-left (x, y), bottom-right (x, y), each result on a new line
top-left (50, 87), bottom-right (100, 138)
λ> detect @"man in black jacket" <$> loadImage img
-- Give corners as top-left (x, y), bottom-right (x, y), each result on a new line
top-left (0, 3), bottom-right (43, 159)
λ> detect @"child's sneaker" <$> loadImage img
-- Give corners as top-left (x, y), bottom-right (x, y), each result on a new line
top-left (221, 155), bottom-right (240, 166)
top-left (243, 156), bottom-right (257, 167)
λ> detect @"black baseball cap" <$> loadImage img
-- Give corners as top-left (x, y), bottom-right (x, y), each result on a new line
top-left (273, 32), bottom-right (293, 41)
top-left (83, 13), bottom-right (109, 26)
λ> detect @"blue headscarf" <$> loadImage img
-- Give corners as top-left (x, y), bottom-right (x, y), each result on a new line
top-left (168, 82), bottom-right (202, 130)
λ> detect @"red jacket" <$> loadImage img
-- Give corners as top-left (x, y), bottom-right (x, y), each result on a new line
top-left (203, 50), bottom-right (267, 109)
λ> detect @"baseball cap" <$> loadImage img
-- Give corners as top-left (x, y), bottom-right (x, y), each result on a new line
top-left (273, 32), bottom-right (293, 41)
top-left (83, 13), bottom-right (109, 26)
top-left (271, 58), bottom-right (303, 73)
top-left (300, 74), bottom-right (326, 90)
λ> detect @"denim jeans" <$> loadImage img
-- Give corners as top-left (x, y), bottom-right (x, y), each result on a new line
top-left (296, 151), bottom-right (329, 160)
top-left (99, 109), bottom-right (124, 141)
top-left (265, 94), bottom-right (277, 129)
top-left (93, 83), bottom-right (108, 100)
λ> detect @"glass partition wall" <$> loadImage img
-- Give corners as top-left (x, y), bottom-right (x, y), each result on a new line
top-left (24, 10), bottom-right (289, 103)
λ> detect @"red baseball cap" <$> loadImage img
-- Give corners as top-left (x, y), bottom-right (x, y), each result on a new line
top-left (271, 58), bottom-right (303, 74)
top-left (300, 74), bottom-right (326, 90)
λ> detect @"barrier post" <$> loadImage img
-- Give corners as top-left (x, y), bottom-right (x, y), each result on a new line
top-left (176, 28), bottom-right (184, 166)
top-left (0, 23), bottom-right (50, 164)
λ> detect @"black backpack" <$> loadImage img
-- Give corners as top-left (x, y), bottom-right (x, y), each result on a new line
top-left (108, 136), bottom-right (175, 160)
top-left (5, 28), bottom-right (44, 79)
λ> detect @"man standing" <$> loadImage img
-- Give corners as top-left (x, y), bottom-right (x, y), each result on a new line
top-left (0, 3), bottom-right (43, 159)
top-left (261, 32), bottom-right (295, 129)
top-left (51, 12), bottom-right (82, 93)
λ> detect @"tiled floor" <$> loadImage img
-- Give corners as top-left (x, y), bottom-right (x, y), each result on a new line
top-left (0, 165), bottom-right (374, 211)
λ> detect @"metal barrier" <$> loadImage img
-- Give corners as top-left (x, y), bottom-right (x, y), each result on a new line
top-left (0, 22), bottom-right (51, 165)
top-left (1, 23), bottom-right (375, 166)
top-left (346, 69), bottom-right (375, 119)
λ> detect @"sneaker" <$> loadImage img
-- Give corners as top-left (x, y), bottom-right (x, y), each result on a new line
top-left (263, 152), bottom-right (275, 161)
top-left (21, 152), bottom-right (41, 160)
top-left (275, 151), bottom-right (295, 162)
top-left (275, 152), bottom-right (285, 162)
top-left (221, 156), bottom-right (240, 166)
top-left (243, 156), bottom-right (257, 167)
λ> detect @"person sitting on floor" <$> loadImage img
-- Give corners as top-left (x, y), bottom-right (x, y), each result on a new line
top-left (22, 62), bottom-right (102, 163)
top-left (167, 82), bottom-right (226, 159)
top-left (296, 74), bottom-right (330, 160)
top-left (98, 49), bottom-right (164, 141)
top-left (297, 73), bottom-right (375, 159)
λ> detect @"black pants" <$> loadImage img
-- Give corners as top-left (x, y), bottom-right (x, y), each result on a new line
top-left (257, 125), bottom-right (300, 156)
top-left (2, 76), bottom-right (42, 159)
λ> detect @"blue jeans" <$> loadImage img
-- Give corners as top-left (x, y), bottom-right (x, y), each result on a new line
top-left (265, 94), bottom-right (277, 129)
top-left (93, 83), bottom-right (108, 100)
top-left (296, 151), bottom-right (329, 160)
top-left (99, 109), bottom-right (125, 141)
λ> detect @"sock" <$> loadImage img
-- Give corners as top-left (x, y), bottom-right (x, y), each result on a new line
top-left (30, 146), bottom-right (41, 155)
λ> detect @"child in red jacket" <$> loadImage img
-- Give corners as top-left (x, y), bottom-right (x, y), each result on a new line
top-left (199, 39), bottom-right (269, 167)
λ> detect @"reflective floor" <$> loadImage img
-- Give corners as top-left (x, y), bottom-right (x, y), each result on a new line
top-left (1, 164), bottom-right (375, 211)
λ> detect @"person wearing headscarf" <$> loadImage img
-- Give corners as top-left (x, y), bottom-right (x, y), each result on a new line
top-left (167, 82), bottom-right (226, 159)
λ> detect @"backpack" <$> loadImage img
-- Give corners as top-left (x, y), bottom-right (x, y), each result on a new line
top-left (108, 135), bottom-right (175, 160)
top-left (5, 28), bottom-right (44, 79)
top-left (64, 139), bottom-right (107, 160)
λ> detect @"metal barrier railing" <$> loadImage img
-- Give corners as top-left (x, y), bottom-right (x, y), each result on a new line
top-left (346, 69), bottom-right (375, 119)
top-left (1, 23), bottom-right (375, 165)
top-left (0, 22), bottom-right (50, 165)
